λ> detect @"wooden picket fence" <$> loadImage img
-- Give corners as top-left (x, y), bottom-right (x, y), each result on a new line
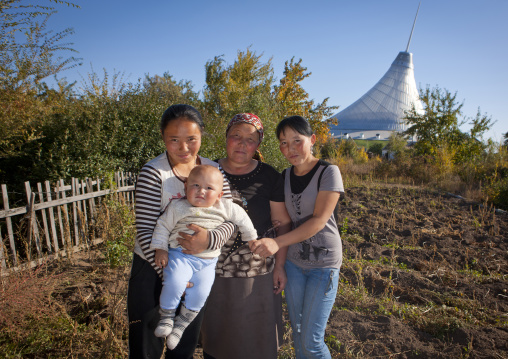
top-left (0, 172), bottom-right (136, 274)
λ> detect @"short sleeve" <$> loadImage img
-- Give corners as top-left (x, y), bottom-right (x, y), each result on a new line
top-left (269, 166), bottom-right (285, 203)
top-left (320, 165), bottom-right (344, 193)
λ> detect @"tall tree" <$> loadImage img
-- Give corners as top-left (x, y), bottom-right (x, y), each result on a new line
top-left (273, 57), bottom-right (338, 146)
top-left (404, 86), bottom-right (463, 155)
top-left (403, 86), bottom-right (493, 162)
top-left (0, 0), bottom-right (81, 91)
top-left (202, 48), bottom-right (277, 162)
top-left (0, 0), bottom-right (81, 161)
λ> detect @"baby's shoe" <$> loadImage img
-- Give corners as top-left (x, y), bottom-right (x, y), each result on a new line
top-left (154, 308), bottom-right (176, 338)
top-left (166, 305), bottom-right (199, 349)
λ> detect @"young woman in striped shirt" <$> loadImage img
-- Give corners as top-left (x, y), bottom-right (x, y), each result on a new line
top-left (127, 104), bottom-right (234, 359)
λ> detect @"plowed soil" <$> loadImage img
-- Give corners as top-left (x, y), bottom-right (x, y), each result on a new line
top-left (325, 184), bottom-right (508, 358)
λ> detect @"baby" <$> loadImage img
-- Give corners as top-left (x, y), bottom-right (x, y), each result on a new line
top-left (150, 164), bottom-right (257, 349)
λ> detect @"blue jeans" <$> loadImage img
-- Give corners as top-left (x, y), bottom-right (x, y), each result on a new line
top-left (284, 260), bottom-right (340, 359)
top-left (160, 248), bottom-right (218, 311)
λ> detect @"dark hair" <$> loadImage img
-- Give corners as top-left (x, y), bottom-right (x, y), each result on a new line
top-left (160, 104), bottom-right (204, 133)
top-left (276, 115), bottom-right (313, 139)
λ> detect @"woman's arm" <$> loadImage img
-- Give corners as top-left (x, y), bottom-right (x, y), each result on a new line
top-left (277, 190), bottom-right (340, 248)
top-left (135, 165), bottom-right (163, 274)
top-left (177, 222), bottom-right (235, 255)
top-left (251, 191), bottom-right (340, 256)
top-left (268, 201), bottom-right (291, 294)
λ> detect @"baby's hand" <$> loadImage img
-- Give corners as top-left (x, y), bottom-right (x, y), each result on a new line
top-left (154, 249), bottom-right (169, 268)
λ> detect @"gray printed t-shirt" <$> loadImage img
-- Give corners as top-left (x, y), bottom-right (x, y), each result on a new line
top-left (284, 162), bottom-right (344, 269)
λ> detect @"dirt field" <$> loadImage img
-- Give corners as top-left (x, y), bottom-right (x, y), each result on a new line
top-left (327, 184), bottom-right (508, 358)
top-left (20, 182), bottom-right (507, 358)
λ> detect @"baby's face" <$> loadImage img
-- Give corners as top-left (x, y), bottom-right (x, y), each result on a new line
top-left (185, 168), bottom-right (223, 207)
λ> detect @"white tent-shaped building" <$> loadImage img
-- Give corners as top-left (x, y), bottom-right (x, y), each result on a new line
top-left (330, 5), bottom-right (424, 141)
top-left (329, 51), bottom-right (423, 141)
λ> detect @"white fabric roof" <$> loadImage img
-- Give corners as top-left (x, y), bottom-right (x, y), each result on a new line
top-left (330, 51), bottom-right (424, 138)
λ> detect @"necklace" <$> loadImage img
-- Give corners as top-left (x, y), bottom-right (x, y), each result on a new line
top-left (219, 161), bottom-right (263, 209)
top-left (220, 160), bottom-right (261, 183)
top-left (219, 158), bottom-right (258, 176)
top-left (166, 153), bottom-right (198, 183)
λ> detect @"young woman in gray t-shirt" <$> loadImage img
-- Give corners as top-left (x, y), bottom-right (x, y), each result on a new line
top-left (251, 115), bottom-right (344, 359)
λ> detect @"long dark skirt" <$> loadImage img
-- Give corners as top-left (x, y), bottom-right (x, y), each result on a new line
top-left (201, 273), bottom-right (283, 359)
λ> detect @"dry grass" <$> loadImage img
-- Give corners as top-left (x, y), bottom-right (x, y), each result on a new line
top-left (0, 252), bottom-right (130, 358)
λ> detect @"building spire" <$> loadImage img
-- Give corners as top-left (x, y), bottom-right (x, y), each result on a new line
top-left (406, 2), bottom-right (421, 52)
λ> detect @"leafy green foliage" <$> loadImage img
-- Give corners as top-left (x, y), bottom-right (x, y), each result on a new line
top-left (201, 49), bottom-right (339, 170)
top-left (0, 68), bottom-right (199, 187)
top-left (368, 142), bottom-right (384, 156)
top-left (0, 0), bottom-right (81, 187)
top-left (404, 86), bottom-right (463, 154)
top-left (385, 132), bottom-right (410, 159)
top-left (0, 0), bottom-right (81, 91)
top-left (333, 138), bottom-right (368, 163)
top-left (202, 48), bottom-right (276, 161)
top-left (319, 137), bottom-right (340, 160)
top-left (403, 86), bottom-right (494, 163)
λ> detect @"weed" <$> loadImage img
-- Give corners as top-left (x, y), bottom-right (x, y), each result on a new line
top-left (0, 198), bottom-right (132, 358)
top-left (95, 198), bottom-right (135, 268)
top-left (0, 265), bottom-right (61, 337)
top-left (325, 334), bottom-right (342, 352)
top-left (382, 242), bottom-right (401, 250)
top-left (344, 233), bottom-right (364, 244)
top-left (0, 261), bottom-right (127, 358)
top-left (340, 217), bottom-right (349, 235)
top-left (471, 216), bottom-right (482, 230)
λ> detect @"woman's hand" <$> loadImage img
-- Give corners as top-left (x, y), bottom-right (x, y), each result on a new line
top-left (177, 224), bottom-right (209, 255)
top-left (249, 237), bottom-right (280, 257)
top-left (271, 220), bottom-right (281, 235)
top-left (154, 249), bottom-right (168, 268)
top-left (272, 264), bottom-right (287, 294)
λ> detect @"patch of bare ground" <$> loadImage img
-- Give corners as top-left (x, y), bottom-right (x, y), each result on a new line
top-left (320, 183), bottom-right (508, 358)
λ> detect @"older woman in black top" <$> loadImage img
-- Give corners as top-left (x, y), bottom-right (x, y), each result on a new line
top-left (180, 113), bottom-right (291, 359)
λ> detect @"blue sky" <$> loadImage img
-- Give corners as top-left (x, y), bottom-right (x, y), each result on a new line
top-left (46, 0), bottom-right (507, 141)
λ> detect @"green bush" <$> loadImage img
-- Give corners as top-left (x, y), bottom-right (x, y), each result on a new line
top-left (368, 142), bottom-right (385, 156)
